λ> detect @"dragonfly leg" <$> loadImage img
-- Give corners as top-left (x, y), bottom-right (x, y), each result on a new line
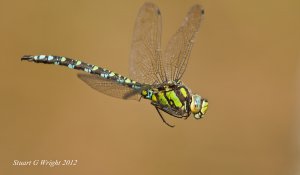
top-left (138, 95), bottom-right (143, 101)
top-left (155, 107), bottom-right (175, 127)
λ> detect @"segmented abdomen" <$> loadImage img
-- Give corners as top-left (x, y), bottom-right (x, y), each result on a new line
top-left (21, 55), bottom-right (142, 90)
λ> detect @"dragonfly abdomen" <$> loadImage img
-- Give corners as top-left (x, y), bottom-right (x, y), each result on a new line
top-left (21, 55), bottom-right (143, 90)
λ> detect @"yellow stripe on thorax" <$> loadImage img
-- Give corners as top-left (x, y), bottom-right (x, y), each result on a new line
top-left (166, 91), bottom-right (182, 107)
top-left (158, 92), bottom-right (169, 106)
top-left (180, 87), bottom-right (188, 98)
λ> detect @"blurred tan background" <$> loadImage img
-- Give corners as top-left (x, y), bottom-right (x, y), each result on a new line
top-left (0, 0), bottom-right (299, 174)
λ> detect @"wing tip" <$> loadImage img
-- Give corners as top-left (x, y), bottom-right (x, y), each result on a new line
top-left (141, 2), bottom-right (160, 15)
top-left (190, 4), bottom-right (205, 17)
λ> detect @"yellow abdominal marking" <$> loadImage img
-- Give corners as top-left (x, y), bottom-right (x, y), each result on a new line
top-left (142, 90), bottom-right (147, 96)
top-left (92, 66), bottom-right (98, 71)
top-left (125, 78), bottom-right (131, 83)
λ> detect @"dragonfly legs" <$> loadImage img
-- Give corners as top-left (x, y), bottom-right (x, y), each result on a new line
top-left (155, 107), bottom-right (175, 127)
top-left (138, 95), bottom-right (143, 101)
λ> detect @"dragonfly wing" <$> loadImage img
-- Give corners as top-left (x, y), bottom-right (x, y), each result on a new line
top-left (129, 3), bottom-right (164, 84)
top-left (77, 74), bottom-right (140, 100)
top-left (163, 4), bottom-right (204, 81)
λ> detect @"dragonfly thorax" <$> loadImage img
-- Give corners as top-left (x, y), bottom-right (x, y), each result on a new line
top-left (141, 82), bottom-right (192, 118)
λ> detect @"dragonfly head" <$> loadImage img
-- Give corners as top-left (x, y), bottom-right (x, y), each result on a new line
top-left (190, 95), bottom-right (208, 119)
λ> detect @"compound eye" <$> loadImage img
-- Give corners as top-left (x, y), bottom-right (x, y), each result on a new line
top-left (191, 95), bottom-right (201, 113)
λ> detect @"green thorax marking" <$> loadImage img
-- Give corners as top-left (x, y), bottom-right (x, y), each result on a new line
top-left (158, 91), bottom-right (169, 106)
top-left (166, 91), bottom-right (182, 107)
top-left (142, 83), bottom-right (190, 109)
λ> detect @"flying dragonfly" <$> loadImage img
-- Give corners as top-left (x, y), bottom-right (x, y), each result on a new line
top-left (21, 3), bottom-right (208, 127)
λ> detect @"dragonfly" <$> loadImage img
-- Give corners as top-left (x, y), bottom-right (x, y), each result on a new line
top-left (21, 3), bottom-right (208, 127)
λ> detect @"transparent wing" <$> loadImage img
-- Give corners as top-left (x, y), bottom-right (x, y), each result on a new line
top-left (77, 74), bottom-right (139, 100)
top-left (129, 2), bottom-right (164, 84)
top-left (163, 4), bottom-right (204, 81)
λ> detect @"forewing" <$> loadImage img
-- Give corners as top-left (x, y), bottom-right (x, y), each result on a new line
top-left (129, 3), bottom-right (164, 84)
top-left (163, 4), bottom-right (204, 81)
top-left (77, 74), bottom-right (139, 100)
